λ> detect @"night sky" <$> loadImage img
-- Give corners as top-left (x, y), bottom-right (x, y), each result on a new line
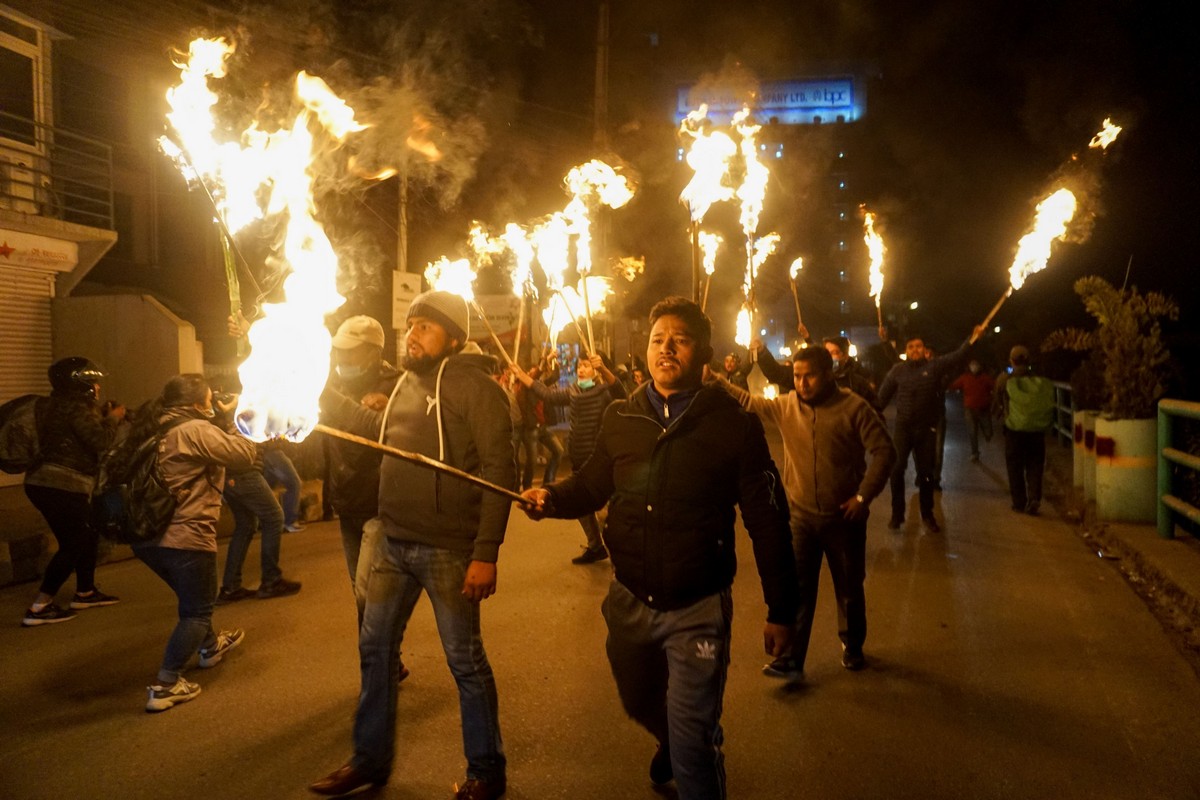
top-left (16, 0), bottom-right (1197, 374)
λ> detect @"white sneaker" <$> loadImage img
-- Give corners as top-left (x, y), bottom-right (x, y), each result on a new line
top-left (198, 628), bottom-right (245, 668)
top-left (146, 678), bottom-right (201, 712)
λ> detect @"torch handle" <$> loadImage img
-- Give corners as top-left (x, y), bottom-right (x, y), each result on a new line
top-left (555, 291), bottom-right (593, 356)
top-left (470, 300), bottom-right (516, 368)
top-left (875, 302), bottom-right (883, 330)
top-left (511, 294), bottom-right (525, 366)
top-left (789, 280), bottom-right (803, 328)
top-left (979, 286), bottom-right (1014, 330)
top-left (701, 274), bottom-right (712, 313)
top-left (314, 424), bottom-right (529, 505)
top-left (580, 275), bottom-right (598, 354)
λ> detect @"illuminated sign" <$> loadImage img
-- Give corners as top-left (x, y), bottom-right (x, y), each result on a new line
top-left (676, 77), bottom-right (864, 126)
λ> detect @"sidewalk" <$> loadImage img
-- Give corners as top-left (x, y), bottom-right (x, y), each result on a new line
top-left (1047, 443), bottom-right (1200, 667)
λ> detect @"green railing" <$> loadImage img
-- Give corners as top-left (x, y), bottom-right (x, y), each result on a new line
top-left (1051, 381), bottom-right (1073, 447)
top-left (1157, 398), bottom-right (1200, 538)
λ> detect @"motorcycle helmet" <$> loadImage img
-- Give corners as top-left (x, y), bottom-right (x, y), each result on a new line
top-left (48, 357), bottom-right (105, 398)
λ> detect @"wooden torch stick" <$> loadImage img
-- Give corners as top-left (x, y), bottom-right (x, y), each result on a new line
top-left (510, 293), bottom-right (526, 366)
top-left (469, 299), bottom-right (515, 368)
top-left (555, 290), bottom-right (593, 356)
top-left (314, 424), bottom-right (528, 505)
top-left (701, 274), bottom-right (712, 313)
top-left (789, 280), bottom-right (804, 328)
top-left (579, 275), bottom-right (598, 354)
top-left (979, 285), bottom-right (1014, 330)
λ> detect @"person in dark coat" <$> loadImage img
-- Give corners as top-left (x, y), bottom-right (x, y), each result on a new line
top-left (21, 357), bottom-right (124, 627)
top-left (521, 297), bottom-right (797, 800)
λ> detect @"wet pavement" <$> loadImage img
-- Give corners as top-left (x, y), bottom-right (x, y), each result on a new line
top-left (2, 412), bottom-right (1200, 799)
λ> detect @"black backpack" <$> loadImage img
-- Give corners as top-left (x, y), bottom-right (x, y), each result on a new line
top-left (0, 394), bottom-right (48, 474)
top-left (92, 417), bottom-right (203, 544)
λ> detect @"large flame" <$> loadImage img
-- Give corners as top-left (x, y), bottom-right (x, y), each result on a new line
top-left (425, 256), bottom-right (478, 302)
top-left (863, 211), bottom-right (885, 309)
top-left (679, 105), bottom-right (737, 222)
top-left (698, 231), bottom-right (723, 276)
top-left (733, 108), bottom-right (770, 243)
top-left (735, 305), bottom-right (752, 348)
top-left (744, 232), bottom-right (780, 296)
top-left (500, 223), bottom-right (536, 299)
top-left (1008, 188), bottom-right (1077, 290)
top-left (162, 37), bottom-right (369, 442)
top-left (1089, 117), bottom-right (1122, 150)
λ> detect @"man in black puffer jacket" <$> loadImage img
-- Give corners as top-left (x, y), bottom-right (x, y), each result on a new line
top-left (522, 297), bottom-right (797, 800)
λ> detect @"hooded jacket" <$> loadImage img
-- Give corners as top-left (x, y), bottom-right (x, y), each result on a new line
top-left (149, 408), bottom-right (258, 552)
top-left (525, 376), bottom-right (625, 468)
top-left (545, 383), bottom-right (798, 624)
top-left (321, 344), bottom-right (515, 562)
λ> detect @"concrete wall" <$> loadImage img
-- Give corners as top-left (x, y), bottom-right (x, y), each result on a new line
top-left (52, 294), bottom-right (204, 409)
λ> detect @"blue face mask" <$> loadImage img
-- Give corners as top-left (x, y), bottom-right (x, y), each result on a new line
top-left (336, 364), bottom-right (366, 380)
top-left (577, 378), bottom-right (595, 390)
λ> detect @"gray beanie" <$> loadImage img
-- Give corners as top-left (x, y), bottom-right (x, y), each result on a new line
top-left (407, 290), bottom-right (470, 343)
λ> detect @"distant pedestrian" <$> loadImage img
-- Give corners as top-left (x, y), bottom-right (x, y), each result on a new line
top-left (128, 374), bottom-right (257, 712)
top-left (512, 350), bottom-right (625, 564)
top-left (994, 346), bottom-right (1056, 515)
top-left (948, 359), bottom-right (996, 461)
top-left (263, 444), bottom-right (305, 532)
top-left (514, 357), bottom-right (564, 491)
top-left (715, 345), bottom-right (894, 678)
top-left (21, 357), bottom-right (124, 627)
top-left (877, 326), bottom-right (983, 532)
top-left (824, 335), bottom-right (879, 408)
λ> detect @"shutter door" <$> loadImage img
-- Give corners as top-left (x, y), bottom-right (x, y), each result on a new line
top-left (0, 265), bottom-right (54, 403)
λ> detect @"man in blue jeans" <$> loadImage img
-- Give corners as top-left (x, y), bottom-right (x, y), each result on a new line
top-left (522, 297), bottom-right (797, 800)
top-left (311, 291), bottom-right (515, 800)
top-left (263, 446), bottom-right (305, 532)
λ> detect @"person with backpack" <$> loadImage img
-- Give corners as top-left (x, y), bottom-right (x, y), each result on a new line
top-left (123, 374), bottom-right (257, 712)
top-left (993, 346), bottom-right (1057, 516)
top-left (20, 357), bottom-right (125, 627)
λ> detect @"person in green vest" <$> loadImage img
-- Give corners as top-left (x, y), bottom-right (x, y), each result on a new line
top-left (993, 346), bottom-right (1056, 515)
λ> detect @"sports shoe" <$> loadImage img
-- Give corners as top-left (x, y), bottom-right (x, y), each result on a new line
top-left (842, 648), bottom-right (867, 671)
top-left (256, 577), bottom-right (302, 599)
top-left (649, 743), bottom-right (673, 786)
top-left (22, 603), bottom-right (77, 627)
top-left (198, 628), bottom-right (245, 668)
top-left (454, 776), bottom-right (506, 799)
top-left (571, 546), bottom-right (609, 565)
top-left (761, 657), bottom-right (804, 682)
top-left (216, 586), bottom-right (256, 605)
top-left (922, 515), bottom-right (941, 533)
top-left (69, 589), bottom-right (120, 609)
top-left (146, 678), bottom-right (201, 712)
top-left (887, 516), bottom-right (903, 531)
top-left (283, 521), bottom-right (306, 533)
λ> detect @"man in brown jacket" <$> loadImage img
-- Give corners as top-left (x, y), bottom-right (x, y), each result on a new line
top-left (714, 344), bottom-right (895, 679)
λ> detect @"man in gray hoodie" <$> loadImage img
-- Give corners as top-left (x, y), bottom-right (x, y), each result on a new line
top-left (311, 291), bottom-right (515, 800)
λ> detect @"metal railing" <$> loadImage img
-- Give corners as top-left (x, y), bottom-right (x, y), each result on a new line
top-left (1051, 381), bottom-right (1073, 446)
top-left (0, 110), bottom-right (114, 230)
top-left (1157, 398), bottom-right (1200, 539)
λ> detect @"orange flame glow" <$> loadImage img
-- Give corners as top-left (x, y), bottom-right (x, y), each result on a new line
top-left (1088, 117), bottom-right (1122, 150)
top-left (863, 211), bottom-right (885, 309)
top-left (1008, 188), bottom-right (1077, 290)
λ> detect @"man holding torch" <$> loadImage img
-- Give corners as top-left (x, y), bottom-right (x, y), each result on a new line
top-left (877, 325), bottom-right (985, 533)
top-left (311, 291), bottom-right (515, 800)
top-left (521, 296), bottom-right (797, 800)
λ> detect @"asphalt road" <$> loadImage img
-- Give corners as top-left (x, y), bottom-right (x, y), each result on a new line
top-left (2, 420), bottom-right (1199, 800)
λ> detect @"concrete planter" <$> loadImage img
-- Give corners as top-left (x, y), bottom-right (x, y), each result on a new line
top-left (1094, 416), bottom-right (1158, 522)
top-left (1079, 410), bottom-right (1100, 501)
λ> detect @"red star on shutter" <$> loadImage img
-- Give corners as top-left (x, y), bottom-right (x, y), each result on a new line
top-left (0, 241), bottom-right (14, 258)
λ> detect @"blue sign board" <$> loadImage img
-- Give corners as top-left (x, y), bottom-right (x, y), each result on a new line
top-left (676, 77), bottom-right (863, 126)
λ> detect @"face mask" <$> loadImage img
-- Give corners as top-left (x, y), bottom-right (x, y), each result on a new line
top-left (831, 358), bottom-right (841, 370)
top-left (336, 364), bottom-right (366, 380)
top-left (577, 378), bottom-right (595, 390)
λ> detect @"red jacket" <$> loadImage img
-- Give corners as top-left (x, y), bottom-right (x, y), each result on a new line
top-left (948, 371), bottom-right (995, 411)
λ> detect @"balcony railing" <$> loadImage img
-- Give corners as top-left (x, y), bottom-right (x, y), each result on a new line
top-left (0, 110), bottom-right (114, 230)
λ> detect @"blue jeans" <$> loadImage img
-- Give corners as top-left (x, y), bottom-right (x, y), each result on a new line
top-left (789, 514), bottom-right (868, 669)
top-left (352, 539), bottom-right (505, 782)
top-left (263, 449), bottom-right (302, 526)
top-left (221, 470), bottom-right (283, 590)
top-left (134, 546), bottom-right (218, 684)
top-left (519, 425), bottom-right (562, 489)
top-left (338, 514), bottom-right (382, 623)
top-left (602, 580), bottom-right (732, 800)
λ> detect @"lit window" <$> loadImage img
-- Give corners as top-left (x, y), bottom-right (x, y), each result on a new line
top-left (839, 270), bottom-right (847, 282)
top-left (840, 300), bottom-right (850, 314)
top-left (838, 181), bottom-right (846, 190)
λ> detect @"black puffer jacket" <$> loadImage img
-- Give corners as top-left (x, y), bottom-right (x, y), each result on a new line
top-left (324, 361), bottom-right (401, 517)
top-left (546, 384), bottom-right (798, 624)
top-left (526, 377), bottom-right (625, 468)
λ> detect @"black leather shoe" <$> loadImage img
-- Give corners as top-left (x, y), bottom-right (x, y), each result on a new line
top-left (649, 743), bottom-right (673, 786)
top-left (454, 777), bottom-right (506, 799)
top-left (309, 763), bottom-right (384, 795)
top-left (921, 515), bottom-right (941, 533)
